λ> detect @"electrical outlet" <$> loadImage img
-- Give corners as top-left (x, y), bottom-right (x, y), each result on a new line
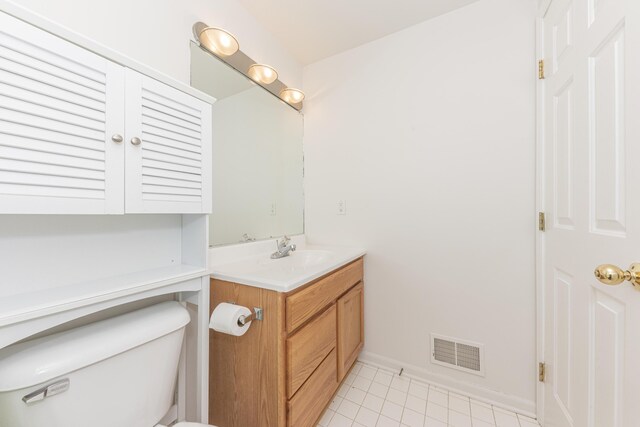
top-left (337, 200), bottom-right (346, 215)
top-left (269, 203), bottom-right (276, 216)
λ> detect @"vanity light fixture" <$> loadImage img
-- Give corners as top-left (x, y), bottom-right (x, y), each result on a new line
top-left (247, 64), bottom-right (279, 85)
top-left (279, 88), bottom-right (305, 104)
top-left (193, 21), bottom-right (303, 110)
top-left (194, 22), bottom-right (239, 57)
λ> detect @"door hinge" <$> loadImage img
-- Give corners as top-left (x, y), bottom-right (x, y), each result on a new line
top-left (539, 362), bottom-right (546, 382)
top-left (538, 59), bottom-right (545, 79)
top-left (538, 212), bottom-right (546, 231)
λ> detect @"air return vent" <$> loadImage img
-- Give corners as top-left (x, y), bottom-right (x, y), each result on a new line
top-left (431, 334), bottom-right (485, 376)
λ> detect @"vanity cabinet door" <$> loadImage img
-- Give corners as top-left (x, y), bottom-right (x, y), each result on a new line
top-left (124, 70), bottom-right (212, 213)
top-left (0, 11), bottom-right (126, 214)
top-left (336, 282), bottom-right (364, 381)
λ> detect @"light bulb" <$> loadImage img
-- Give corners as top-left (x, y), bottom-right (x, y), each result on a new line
top-left (196, 26), bottom-right (239, 57)
top-left (280, 88), bottom-right (305, 104)
top-left (247, 64), bottom-right (279, 84)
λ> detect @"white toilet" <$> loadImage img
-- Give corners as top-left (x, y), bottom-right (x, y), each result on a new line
top-left (0, 302), bottom-right (215, 427)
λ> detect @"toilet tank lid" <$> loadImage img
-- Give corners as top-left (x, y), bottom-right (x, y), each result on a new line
top-left (0, 301), bottom-right (190, 392)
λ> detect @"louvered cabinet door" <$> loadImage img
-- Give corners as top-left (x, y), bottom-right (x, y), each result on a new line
top-left (124, 70), bottom-right (212, 213)
top-left (0, 12), bottom-right (125, 214)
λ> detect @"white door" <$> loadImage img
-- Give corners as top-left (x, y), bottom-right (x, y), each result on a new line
top-left (124, 70), bottom-right (212, 214)
top-left (541, 0), bottom-right (640, 426)
top-left (0, 11), bottom-right (125, 214)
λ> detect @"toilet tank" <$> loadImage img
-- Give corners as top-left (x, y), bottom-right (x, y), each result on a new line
top-left (0, 301), bottom-right (190, 427)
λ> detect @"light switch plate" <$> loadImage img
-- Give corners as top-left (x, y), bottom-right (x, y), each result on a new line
top-left (269, 203), bottom-right (276, 216)
top-left (337, 200), bottom-right (346, 215)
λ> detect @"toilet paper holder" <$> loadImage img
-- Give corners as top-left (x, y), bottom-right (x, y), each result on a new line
top-left (237, 307), bottom-right (263, 327)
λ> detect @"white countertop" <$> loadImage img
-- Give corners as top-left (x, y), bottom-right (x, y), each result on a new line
top-left (209, 237), bottom-right (365, 292)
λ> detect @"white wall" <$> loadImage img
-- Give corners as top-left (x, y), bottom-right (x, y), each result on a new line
top-left (0, 215), bottom-right (182, 297)
top-left (6, 0), bottom-right (303, 87)
top-left (303, 0), bottom-right (537, 412)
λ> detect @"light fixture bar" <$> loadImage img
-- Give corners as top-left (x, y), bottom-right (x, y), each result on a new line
top-left (192, 22), bottom-right (303, 110)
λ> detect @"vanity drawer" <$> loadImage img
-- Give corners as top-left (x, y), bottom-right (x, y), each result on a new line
top-left (287, 348), bottom-right (338, 427)
top-left (287, 304), bottom-right (336, 398)
top-left (286, 258), bottom-right (363, 333)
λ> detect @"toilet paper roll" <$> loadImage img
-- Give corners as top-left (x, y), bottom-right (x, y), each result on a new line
top-left (209, 302), bottom-right (252, 336)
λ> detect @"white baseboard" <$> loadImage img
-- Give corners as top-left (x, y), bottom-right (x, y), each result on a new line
top-left (358, 351), bottom-right (537, 419)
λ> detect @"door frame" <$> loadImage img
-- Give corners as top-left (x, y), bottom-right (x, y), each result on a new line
top-left (535, 0), bottom-right (552, 425)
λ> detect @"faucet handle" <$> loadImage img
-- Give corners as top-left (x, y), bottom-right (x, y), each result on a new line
top-left (277, 235), bottom-right (290, 249)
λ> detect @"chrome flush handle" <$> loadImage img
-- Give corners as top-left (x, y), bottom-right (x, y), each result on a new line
top-left (22, 378), bottom-right (70, 404)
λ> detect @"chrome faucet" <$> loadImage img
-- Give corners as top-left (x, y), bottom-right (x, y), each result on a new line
top-left (271, 236), bottom-right (296, 259)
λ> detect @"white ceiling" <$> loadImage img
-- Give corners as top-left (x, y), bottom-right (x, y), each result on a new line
top-left (236, 0), bottom-right (482, 65)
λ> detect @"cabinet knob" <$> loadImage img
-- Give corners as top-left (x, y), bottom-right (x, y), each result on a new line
top-left (111, 134), bottom-right (123, 143)
top-left (130, 137), bottom-right (142, 146)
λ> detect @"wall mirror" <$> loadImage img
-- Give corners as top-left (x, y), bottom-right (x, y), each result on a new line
top-left (190, 43), bottom-right (304, 246)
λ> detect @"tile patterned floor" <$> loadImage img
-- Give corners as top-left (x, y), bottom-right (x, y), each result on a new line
top-left (317, 362), bottom-right (540, 427)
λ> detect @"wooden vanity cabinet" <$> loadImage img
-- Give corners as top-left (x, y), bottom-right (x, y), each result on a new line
top-left (209, 257), bottom-right (364, 427)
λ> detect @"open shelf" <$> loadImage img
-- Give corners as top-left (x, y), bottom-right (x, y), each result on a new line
top-left (0, 264), bottom-right (207, 327)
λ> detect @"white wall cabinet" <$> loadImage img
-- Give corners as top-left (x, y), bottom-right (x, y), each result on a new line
top-left (0, 11), bottom-right (212, 214)
top-left (125, 70), bottom-right (211, 214)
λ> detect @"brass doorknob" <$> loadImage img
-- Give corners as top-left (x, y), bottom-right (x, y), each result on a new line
top-left (594, 263), bottom-right (640, 288)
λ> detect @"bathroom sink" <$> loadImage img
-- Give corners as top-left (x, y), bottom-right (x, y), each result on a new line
top-left (246, 250), bottom-right (335, 276)
top-left (271, 250), bottom-right (333, 267)
top-left (210, 243), bottom-right (365, 292)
